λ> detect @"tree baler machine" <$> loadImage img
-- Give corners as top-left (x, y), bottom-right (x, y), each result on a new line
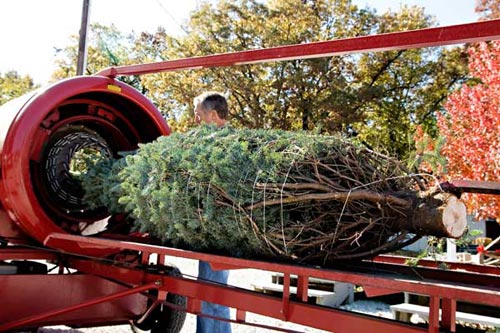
top-left (1, 20), bottom-right (499, 333)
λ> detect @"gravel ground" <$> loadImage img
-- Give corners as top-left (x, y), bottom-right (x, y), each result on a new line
top-left (29, 256), bottom-right (391, 333)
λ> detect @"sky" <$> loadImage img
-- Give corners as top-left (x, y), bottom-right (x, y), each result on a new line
top-left (0, 0), bottom-right (478, 85)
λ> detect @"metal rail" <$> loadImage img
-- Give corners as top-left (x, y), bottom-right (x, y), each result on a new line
top-left (95, 19), bottom-right (500, 77)
top-left (43, 233), bottom-right (500, 308)
top-left (442, 180), bottom-right (500, 195)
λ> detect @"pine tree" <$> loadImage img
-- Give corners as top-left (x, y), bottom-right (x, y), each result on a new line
top-left (83, 126), bottom-right (466, 264)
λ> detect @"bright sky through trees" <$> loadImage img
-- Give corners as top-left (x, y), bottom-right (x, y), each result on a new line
top-left (0, 0), bottom-right (477, 85)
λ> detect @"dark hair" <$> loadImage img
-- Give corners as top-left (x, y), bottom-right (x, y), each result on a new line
top-left (194, 91), bottom-right (229, 120)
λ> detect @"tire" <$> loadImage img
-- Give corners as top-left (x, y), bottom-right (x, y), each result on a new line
top-left (150, 291), bottom-right (187, 333)
top-left (132, 265), bottom-right (187, 333)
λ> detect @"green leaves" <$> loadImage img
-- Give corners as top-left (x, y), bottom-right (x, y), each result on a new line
top-left (0, 71), bottom-right (38, 105)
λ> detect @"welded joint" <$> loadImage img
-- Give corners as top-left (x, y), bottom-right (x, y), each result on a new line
top-left (236, 309), bottom-right (246, 323)
top-left (142, 251), bottom-right (151, 265)
top-left (187, 297), bottom-right (202, 314)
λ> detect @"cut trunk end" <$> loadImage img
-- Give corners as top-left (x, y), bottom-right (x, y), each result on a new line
top-left (441, 195), bottom-right (467, 238)
top-left (403, 192), bottom-right (467, 238)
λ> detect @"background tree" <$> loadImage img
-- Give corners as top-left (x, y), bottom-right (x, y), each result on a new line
top-left (139, 0), bottom-right (382, 132)
top-left (437, 40), bottom-right (500, 220)
top-left (0, 71), bottom-right (38, 105)
top-left (476, 0), bottom-right (500, 20)
top-left (418, 0), bottom-right (500, 220)
top-left (47, 0), bottom-right (470, 159)
top-left (353, 9), bottom-right (469, 157)
top-left (51, 23), bottom-right (145, 92)
top-left (134, 0), bottom-right (468, 159)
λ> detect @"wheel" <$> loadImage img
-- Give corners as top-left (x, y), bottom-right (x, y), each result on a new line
top-left (150, 291), bottom-right (187, 333)
top-left (132, 265), bottom-right (187, 333)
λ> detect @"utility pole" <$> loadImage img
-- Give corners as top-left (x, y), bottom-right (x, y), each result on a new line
top-left (76, 0), bottom-right (91, 76)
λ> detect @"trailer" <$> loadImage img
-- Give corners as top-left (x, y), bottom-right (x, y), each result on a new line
top-left (1, 19), bottom-right (500, 333)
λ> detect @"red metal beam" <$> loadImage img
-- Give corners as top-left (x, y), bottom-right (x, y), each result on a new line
top-left (373, 254), bottom-right (500, 276)
top-left (441, 180), bottom-right (500, 195)
top-left (0, 248), bottom-right (58, 261)
top-left (95, 20), bottom-right (500, 78)
top-left (428, 296), bottom-right (440, 333)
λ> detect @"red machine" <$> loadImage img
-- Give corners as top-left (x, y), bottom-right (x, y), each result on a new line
top-left (1, 20), bottom-right (500, 333)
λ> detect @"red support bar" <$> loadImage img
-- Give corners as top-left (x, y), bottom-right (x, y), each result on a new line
top-left (441, 180), bottom-right (500, 195)
top-left (158, 290), bottom-right (168, 302)
top-left (296, 275), bottom-right (309, 303)
top-left (210, 262), bottom-right (243, 270)
top-left (0, 248), bottom-right (58, 261)
top-left (236, 309), bottom-right (246, 323)
top-left (157, 253), bottom-right (165, 265)
top-left (281, 272), bottom-right (291, 321)
top-left (428, 296), bottom-right (440, 333)
top-left (95, 20), bottom-right (500, 78)
top-left (67, 257), bottom-right (426, 333)
top-left (363, 286), bottom-right (399, 297)
top-left (187, 297), bottom-right (202, 314)
top-left (142, 251), bottom-right (151, 265)
top-left (156, 274), bottom-right (426, 333)
top-left (374, 254), bottom-right (500, 276)
top-left (442, 298), bottom-right (457, 333)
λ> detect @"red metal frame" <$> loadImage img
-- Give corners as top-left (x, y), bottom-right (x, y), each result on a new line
top-left (2, 19), bottom-right (500, 333)
top-left (44, 233), bottom-right (500, 308)
top-left (96, 19), bottom-right (500, 77)
top-left (2, 232), bottom-right (498, 332)
top-left (374, 254), bottom-right (500, 276)
top-left (442, 180), bottom-right (500, 195)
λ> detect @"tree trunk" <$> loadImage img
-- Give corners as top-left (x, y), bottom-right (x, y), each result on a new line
top-left (399, 192), bottom-right (467, 238)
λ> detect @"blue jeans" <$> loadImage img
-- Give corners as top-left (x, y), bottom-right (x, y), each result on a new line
top-left (196, 261), bottom-right (232, 333)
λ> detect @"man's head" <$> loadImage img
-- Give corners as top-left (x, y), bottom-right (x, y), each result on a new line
top-left (193, 91), bottom-right (229, 127)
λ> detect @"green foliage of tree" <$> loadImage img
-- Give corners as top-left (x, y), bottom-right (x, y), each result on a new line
top-left (132, 0), bottom-right (469, 160)
top-left (82, 124), bottom-right (467, 263)
top-left (476, 0), bottom-right (500, 20)
top-left (0, 71), bottom-right (38, 105)
top-left (349, 6), bottom-right (469, 158)
top-left (140, 0), bottom-right (377, 133)
top-left (83, 125), bottom-right (430, 262)
top-left (51, 23), bottom-right (145, 92)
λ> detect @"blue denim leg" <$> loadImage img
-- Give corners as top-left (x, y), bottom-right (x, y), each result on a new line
top-left (196, 260), bottom-right (232, 333)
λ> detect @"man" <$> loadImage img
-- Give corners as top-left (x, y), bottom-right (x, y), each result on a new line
top-left (193, 91), bottom-right (229, 127)
top-left (193, 91), bottom-right (232, 333)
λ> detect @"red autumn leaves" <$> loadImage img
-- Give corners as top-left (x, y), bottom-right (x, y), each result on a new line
top-left (424, 41), bottom-right (500, 220)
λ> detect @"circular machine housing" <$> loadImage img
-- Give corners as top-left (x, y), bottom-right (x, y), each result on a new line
top-left (0, 76), bottom-right (170, 256)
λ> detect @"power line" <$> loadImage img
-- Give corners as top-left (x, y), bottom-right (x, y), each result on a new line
top-left (155, 0), bottom-right (190, 35)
